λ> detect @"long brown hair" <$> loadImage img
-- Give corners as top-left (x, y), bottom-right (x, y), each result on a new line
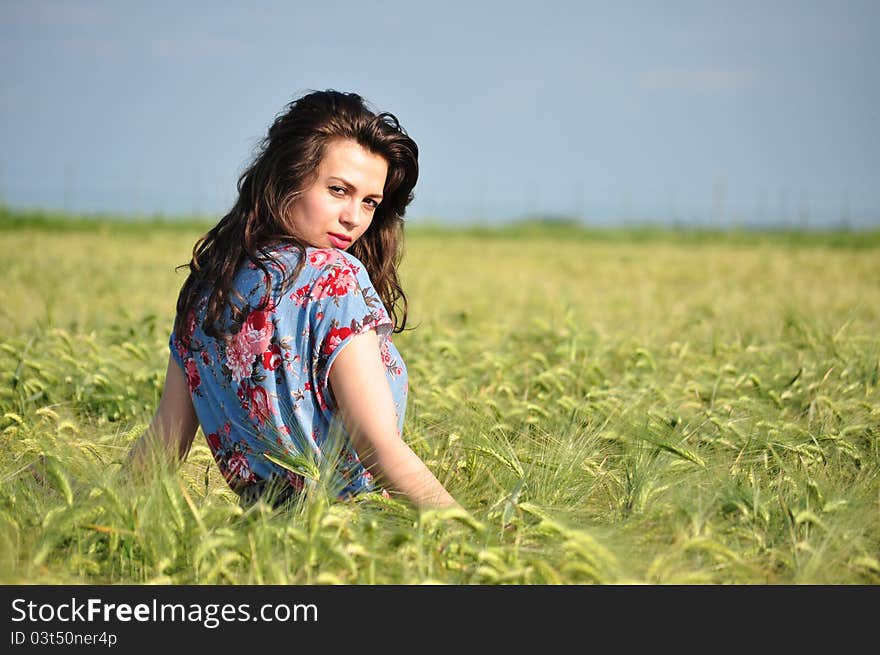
top-left (174, 90), bottom-right (418, 342)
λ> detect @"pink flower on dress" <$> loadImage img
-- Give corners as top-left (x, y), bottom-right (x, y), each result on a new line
top-left (310, 277), bottom-right (331, 300)
top-left (308, 249), bottom-right (339, 269)
top-left (226, 310), bottom-right (275, 382)
top-left (242, 311), bottom-right (274, 354)
top-left (227, 451), bottom-right (255, 482)
top-left (226, 337), bottom-right (254, 382)
top-left (379, 339), bottom-right (402, 377)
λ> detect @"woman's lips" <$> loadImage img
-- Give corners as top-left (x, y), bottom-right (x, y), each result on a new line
top-left (328, 233), bottom-right (351, 249)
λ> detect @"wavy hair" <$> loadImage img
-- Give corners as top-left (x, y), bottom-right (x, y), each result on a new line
top-left (174, 90), bottom-right (418, 342)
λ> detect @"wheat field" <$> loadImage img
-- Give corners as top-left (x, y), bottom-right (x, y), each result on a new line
top-left (1, 212), bottom-right (878, 584)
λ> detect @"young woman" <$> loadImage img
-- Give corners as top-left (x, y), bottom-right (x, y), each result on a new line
top-left (128, 90), bottom-right (458, 510)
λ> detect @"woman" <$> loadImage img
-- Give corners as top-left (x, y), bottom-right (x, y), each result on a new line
top-left (128, 90), bottom-right (458, 510)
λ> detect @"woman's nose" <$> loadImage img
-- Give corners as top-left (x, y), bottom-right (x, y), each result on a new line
top-left (339, 200), bottom-right (361, 228)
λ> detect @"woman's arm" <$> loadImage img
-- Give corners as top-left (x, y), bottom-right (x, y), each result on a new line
top-left (329, 330), bottom-right (459, 510)
top-left (127, 354), bottom-right (200, 473)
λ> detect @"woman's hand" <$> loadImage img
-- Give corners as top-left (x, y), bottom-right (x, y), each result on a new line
top-left (329, 330), bottom-right (460, 510)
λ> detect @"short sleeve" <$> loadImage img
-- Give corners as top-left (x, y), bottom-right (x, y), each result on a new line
top-left (307, 252), bottom-right (393, 409)
top-left (169, 306), bottom-right (198, 372)
top-left (169, 329), bottom-right (185, 370)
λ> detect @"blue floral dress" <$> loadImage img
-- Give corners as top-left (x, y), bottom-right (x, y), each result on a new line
top-left (169, 243), bottom-right (408, 503)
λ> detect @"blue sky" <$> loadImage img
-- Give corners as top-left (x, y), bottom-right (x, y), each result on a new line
top-left (2, 0), bottom-right (878, 227)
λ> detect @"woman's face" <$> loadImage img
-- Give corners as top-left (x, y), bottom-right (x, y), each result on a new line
top-left (288, 138), bottom-right (389, 250)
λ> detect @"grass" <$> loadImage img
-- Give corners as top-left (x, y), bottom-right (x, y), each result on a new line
top-left (1, 208), bottom-right (878, 584)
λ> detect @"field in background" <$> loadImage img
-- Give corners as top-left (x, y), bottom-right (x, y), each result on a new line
top-left (1, 209), bottom-right (878, 584)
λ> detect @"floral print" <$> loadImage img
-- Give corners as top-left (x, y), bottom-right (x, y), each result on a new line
top-left (225, 309), bottom-right (274, 382)
top-left (169, 244), bottom-right (407, 501)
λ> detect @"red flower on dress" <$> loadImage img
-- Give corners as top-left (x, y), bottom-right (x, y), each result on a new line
top-left (329, 267), bottom-right (358, 296)
top-left (262, 343), bottom-right (283, 371)
top-left (175, 339), bottom-right (188, 363)
top-left (181, 309), bottom-right (198, 347)
top-left (206, 431), bottom-right (221, 453)
top-left (291, 284), bottom-right (311, 306)
top-left (315, 384), bottom-right (328, 411)
top-left (247, 383), bottom-right (272, 424)
top-left (258, 294), bottom-right (278, 312)
top-left (323, 326), bottom-right (353, 355)
top-left (312, 266), bottom-right (357, 299)
top-left (380, 340), bottom-right (393, 368)
top-left (184, 358), bottom-right (201, 392)
top-left (286, 471), bottom-right (305, 491)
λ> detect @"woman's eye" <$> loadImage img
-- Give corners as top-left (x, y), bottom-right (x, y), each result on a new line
top-left (329, 186), bottom-right (346, 195)
top-left (363, 198), bottom-right (378, 209)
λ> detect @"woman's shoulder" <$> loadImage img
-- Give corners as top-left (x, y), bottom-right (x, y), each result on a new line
top-left (258, 243), bottom-right (365, 274)
top-left (294, 247), bottom-right (373, 288)
top-left (251, 245), bottom-right (375, 302)
top-left (306, 247), bottom-right (364, 271)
